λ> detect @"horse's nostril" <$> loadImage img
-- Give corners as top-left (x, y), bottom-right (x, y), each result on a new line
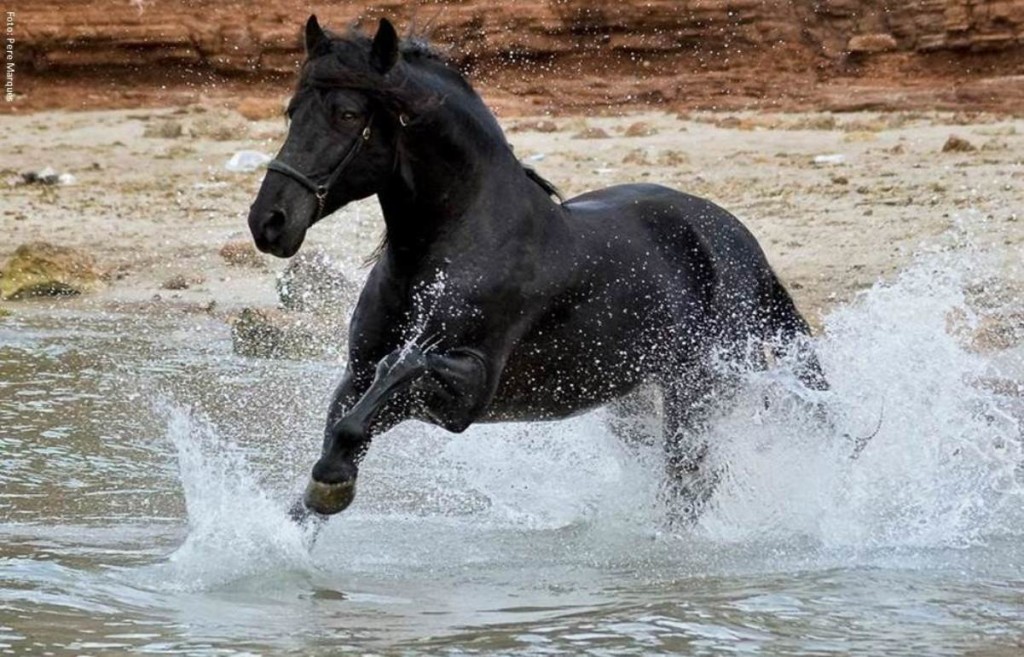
top-left (263, 209), bottom-right (287, 241)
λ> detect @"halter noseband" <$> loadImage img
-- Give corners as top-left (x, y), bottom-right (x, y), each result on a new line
top-left (265, 115), bottom-right (375, 221)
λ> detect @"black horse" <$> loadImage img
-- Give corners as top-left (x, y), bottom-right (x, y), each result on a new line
top-left (247, 17), bottom-right (828, 520)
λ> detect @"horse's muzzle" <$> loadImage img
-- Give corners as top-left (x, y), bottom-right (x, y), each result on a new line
top-left (303, 478), bottom-right (356, 515)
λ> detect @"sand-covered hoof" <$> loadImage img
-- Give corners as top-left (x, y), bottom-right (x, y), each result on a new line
top-left (303, 478), bottom-right (356, 515)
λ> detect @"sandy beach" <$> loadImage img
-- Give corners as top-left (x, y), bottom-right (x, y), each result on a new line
top-left (1, 105), bottom-right (1020, 331)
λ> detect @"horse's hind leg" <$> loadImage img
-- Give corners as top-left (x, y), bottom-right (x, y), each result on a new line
top-left (606, 384), bottom-right (661, 453)
top-left (764, 276), bottom-right (829, 391)
top-left (660, 368), bottom-right (729, 524)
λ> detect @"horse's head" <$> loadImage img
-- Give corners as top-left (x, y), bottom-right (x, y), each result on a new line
top-left (248, 16), bottom-right (408, 258)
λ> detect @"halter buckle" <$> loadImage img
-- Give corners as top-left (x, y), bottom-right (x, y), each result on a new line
top-left (361, 126), bottom-right (372, 141)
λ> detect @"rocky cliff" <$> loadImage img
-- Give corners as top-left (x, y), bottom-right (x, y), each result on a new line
top-left (9, 1), bottom-right (1024, 113)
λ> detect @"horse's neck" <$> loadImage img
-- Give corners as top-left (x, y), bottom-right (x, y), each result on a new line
top-left (377, 106), bottom-right (547, 268)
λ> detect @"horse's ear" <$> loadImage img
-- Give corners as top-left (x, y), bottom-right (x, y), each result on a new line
top-left (370, 18), bottom-right (400, 74)
top-left (305, 14), bottom-right (329, 57)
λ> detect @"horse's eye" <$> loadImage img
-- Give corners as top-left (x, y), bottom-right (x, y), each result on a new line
top-left (339, 111), bottom-right (359, 122)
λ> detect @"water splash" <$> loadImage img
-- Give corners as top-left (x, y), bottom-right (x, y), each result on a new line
top-left (152, 242), bottom-right (1022, 588)
top-left (700, 245), bottom-right (1023, 549)
top-left (151, 405), bottom-right (314, 591)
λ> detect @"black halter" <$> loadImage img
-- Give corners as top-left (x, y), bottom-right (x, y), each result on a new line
top-left (266, 115), bottom-right (375, 221)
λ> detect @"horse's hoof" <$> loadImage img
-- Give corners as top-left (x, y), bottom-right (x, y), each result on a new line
top-left (303, 478), bottom-right (356, 515)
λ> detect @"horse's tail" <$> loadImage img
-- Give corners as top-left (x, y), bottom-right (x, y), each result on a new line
top-left (762, 273), bottom-right (830, 391)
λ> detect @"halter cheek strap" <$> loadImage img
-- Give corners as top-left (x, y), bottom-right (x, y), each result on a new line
top-left (266, 116), bottom-right (374, 221)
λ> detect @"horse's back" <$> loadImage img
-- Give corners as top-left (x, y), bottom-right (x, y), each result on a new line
top-left (565, 183), bottom-right (767, 264)
top-left (563, 183), bottom-right (779, 321)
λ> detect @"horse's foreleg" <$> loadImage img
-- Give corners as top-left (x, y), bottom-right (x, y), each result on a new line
top-left (302, 348), bottom-right (427, 515)
top-left (303, 346), bottom-right (489, 515)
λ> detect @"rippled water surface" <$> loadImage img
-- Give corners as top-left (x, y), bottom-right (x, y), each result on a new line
top-left (1, 247), bottom-right (1022, 655)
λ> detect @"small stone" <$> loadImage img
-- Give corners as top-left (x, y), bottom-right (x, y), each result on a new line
top-left (510, 119), bottom-right (559, 133)
top-left (573, 126), bottom-right (611, 139)
top-left (622, 148), bottom-right (651, 165)
top-left (658, 150), bottom-right (690, 167)
top-left (219, 240), bottom-right (265, 268)
top-left (942, 135), bottom-right (976, 153)
top-left (161, 273), bottom-right (205, 290)
top-left (624, 121), bottom-right (658, 137)
top-left (981, 138), bottom-right (1007, 151)
top-left (831, 175), bottom-right (849, 185)
top-left (143, 119), bottom-right (184, 139)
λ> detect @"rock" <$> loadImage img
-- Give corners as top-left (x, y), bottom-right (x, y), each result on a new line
top-left (510, 119), bottom-right (559, 133)
top-left (0, 242), bottom-right (104, 300)
top-left (219, 240), bottom-right (265, 268)
top-left (942, 135), bottom-right (976, 152)
top-left (981, 138), bottom-right (1007, 151)
top-left (161, 273), bottom-right (205, 290)
top-left (0, 307), bottom-right (11, 318)
top-left (622, 148), bottom-right (651, 165)
top-left (792, 114), bottom-right (837, 130)
top-left (970, 312), bottom-right (1024, 352)
top-left (231, 307), bottom-right (345, 360)
top-left (572, 126), bottom-right (610, 139)
top-left (236, 96), bottom-right (284, 121)
top-left (848, 33), bottom-right (898, 54)
top-left (658, 150), bottom-right (690, 167)
top-left (624, 121), bottom-right (658, 137)
top-left (276, 248), bottom-right (359, 314)
top-left (143, 119), bottom-right (184, 139)
top-left (189, 110), bottom-right (248, 141)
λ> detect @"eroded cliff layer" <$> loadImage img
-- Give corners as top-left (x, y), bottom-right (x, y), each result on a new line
top-left (8, 1), bottom-right (1024, 113)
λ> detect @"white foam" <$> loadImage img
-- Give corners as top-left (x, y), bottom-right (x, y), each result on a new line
top-left (700, 245), bottom-right (1023, 548)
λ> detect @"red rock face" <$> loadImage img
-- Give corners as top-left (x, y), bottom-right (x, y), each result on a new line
top-left (8, 1), bottom-right (1024, 113)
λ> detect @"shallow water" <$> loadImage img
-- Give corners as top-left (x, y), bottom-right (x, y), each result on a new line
top-left (1, 245), bottom-right (1022, 655)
